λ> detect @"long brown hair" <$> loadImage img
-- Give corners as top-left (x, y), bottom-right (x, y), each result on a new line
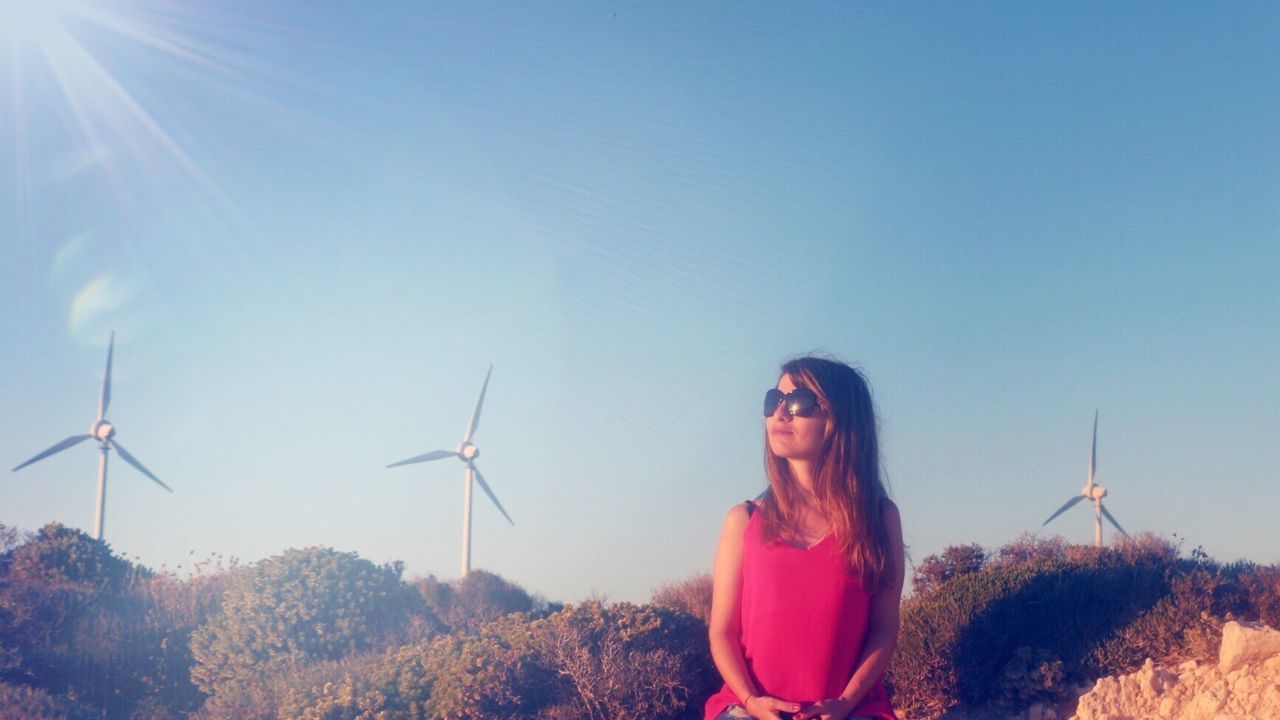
top-left (760, 356), bottom-right (893, 591)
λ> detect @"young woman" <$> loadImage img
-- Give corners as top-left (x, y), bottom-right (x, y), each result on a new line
top-left (705, 357), bottom-right (904, 720)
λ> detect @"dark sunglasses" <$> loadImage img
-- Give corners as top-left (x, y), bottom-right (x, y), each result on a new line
top-left (763, 387), bottom-right (820, 418)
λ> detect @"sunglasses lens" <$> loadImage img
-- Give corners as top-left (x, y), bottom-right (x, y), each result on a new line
top-left (763, 388), bottom-right (785, 417)
top-left (763, 388), bottom-right (819, 417)
top-left (786, 388), bottom-right (819, 417)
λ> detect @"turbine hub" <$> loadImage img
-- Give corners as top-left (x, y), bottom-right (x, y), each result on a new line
top-left (90, 420), bottom-right (115, 441)
top-left (1089, 485), bottom-right (1107, 500)
top-left (458, 442), bottom-right (479, 461)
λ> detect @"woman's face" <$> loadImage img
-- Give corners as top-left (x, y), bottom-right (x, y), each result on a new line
top-left (766, 374), bottom-right (826, 463)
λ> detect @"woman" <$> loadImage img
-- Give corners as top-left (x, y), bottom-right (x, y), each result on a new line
top-left (705, 357), bottom-right (904, 720)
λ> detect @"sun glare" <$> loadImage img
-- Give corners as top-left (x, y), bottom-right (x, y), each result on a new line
top-left (0, 0), bottom-right (80, 49)
top-left (3, 0), bottom-right (239, 233)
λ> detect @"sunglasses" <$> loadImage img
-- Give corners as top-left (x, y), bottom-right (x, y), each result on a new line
top-left (763, 387), bottom-right (820, 418)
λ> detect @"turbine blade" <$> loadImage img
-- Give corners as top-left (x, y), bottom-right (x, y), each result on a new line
top-left (1043, 495), bottom-right (1086, 525)
top-left (471, 465), bottom-right (513, 525)
top-left (1100, 504), bottom-right (1129, 538)
top-left (463, 365), bottom-right (493, 443)
top-left (386, 450), bottom-right (458, 468)
top-left (109, 440), bottom-right (172, 492)
top-left (12, 435), bottom-right (94, 472)
top-left (99, 331), bottom-right (115, 420)
top-left (1088, 410), bottom-right (1098, 487)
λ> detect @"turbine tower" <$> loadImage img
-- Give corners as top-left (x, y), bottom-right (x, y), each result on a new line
top-left (1042, 410), bottom-right (1129, 547)
top-left (387, 365), bottom-right (512, 577)
top-left (12, 332), bottom-right (172, 540)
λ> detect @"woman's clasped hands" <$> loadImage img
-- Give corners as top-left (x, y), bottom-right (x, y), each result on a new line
top-left (794, 696), bottom-right (858, 720)
top-left (743, 693), bottom-right (799, 720)
top-left (744, 693), bottom-right (857, 720)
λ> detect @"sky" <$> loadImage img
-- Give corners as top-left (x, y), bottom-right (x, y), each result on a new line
top-left (2, 1), bottom-right (1277, 603)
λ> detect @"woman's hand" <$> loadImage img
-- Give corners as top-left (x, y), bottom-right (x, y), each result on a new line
top-left (745, 693), bottom-right (802, 720)
top-left (794, 696), bottom-right (856, 720)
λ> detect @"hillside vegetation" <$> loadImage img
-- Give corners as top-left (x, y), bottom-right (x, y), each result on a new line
top-left (1, 523), bottom-right (1277, 719)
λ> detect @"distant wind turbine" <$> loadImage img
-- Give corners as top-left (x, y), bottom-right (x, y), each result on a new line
top-left (12, 332), bottom-right (172, 540)
top-left (387, 365), bottom-right (512, 577)
top-left (1042, 410), bottom-right (1129, 547)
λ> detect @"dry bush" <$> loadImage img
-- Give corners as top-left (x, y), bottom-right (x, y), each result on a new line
top-left (994, 534), bottom-right (1067, 568)
top-left (650, 573), bottom-right (713, 624)
top-left (415, 569), bottom-right (533, 634)
top-left (532, 600), bottom-right (717, 720)
top-left (911, 544), bottom-right (988, 596)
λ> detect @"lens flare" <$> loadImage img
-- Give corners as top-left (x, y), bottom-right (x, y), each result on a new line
top-left (69, 273), bottom-right (135, 334)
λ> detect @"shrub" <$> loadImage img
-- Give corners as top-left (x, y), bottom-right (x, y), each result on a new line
top-left (275, 598), bottom-right (718, 720)
top-left (0, 681), bottom-right (97, 720)
top-left (415, 569), bottom-right (534, 634)
top-left (911, 544), bottom-right (988, 595)
top-left (424, 614), bottom-right (556, 719)
top-left (0, 523), bottom-right (170, 716)
top-left (533, 600), bottom-right (718, 720)
top-left (650, 573), bottom-right (713, 624)
top-left (189, 547), bottom-right (421, 700)
top-left (1236, 563), bottom-right (1280, 628)
top-left (891, 545), bottom-right (1173, 719)
top-left (994, 534), bottom-right (1068, 568)
top-left (995, 646), bottom-right (1067, 709)
top-left (3, 522), bottom-right (139, 592)
top-left (275, 613), bottom-right (554, 720)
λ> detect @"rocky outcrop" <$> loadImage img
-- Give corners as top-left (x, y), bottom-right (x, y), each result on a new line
top-left (1071, 621), bottom-right (1280, 720)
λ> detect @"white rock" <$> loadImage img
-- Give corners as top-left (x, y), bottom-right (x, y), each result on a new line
top-left (1219, 621), bottom-right (1280, 673)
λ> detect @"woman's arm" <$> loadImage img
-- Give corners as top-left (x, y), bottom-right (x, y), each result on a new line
top-left (797, 500), bottom-right (905, 720)
top-left (708, 504), bottom-right (801, 720)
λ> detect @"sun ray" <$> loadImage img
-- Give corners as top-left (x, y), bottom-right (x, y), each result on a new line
top-left (3, 0), bottom-right (267, 237)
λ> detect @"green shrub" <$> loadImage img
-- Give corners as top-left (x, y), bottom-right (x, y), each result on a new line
top-left (0, 523), bottom-right (181, 716)
top-left (189, 547), bottom-right (422, 700)
top-left (275, 613), bottom-right (553, 720)
top-left (277, 599), bottom-right (716, 720)
top-left (4, 523), bottom-right (140, 592)
top-left (891, 543), bottom-right (1174, 719)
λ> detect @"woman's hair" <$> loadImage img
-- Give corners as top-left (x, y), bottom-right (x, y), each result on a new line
top-left (760, 356), bottom-right (893, 591)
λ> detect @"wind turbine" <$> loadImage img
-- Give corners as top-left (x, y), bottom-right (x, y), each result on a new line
top-left (12, 332), bottom-right (172, 540)
top-left (1042, 410), bottom-right (1129, 547)
top-left (387, 365), bottom-right (512, 577)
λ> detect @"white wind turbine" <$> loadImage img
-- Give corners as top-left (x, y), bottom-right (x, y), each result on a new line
top-left (387, 365), bottom-right (512, 577)
top-left (1042, 410), bottom-right (1129, 547)
top-left (12, 332), bottom-right (172, 540)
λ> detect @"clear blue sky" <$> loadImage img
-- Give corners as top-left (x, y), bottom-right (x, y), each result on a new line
top-left (2, 2), bottom-right (1277, 603)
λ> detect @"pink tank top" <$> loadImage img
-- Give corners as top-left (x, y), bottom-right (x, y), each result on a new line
top-left (704, 508), bottom-right (897, 720)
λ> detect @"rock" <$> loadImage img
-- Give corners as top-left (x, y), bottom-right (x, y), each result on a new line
top-left (1071, 621), bottom-right (1280, 720)
top-left (1219, 620), bottom-right (1280, 673)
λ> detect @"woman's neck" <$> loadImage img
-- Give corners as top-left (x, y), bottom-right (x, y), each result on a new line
top-left (788, 459), bottom-right (817, 495)
top-left (782, 463), bottom-right (827, 543)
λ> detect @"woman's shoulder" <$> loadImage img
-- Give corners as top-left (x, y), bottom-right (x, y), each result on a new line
top-left (721, 500), bottom-right (757, 531)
